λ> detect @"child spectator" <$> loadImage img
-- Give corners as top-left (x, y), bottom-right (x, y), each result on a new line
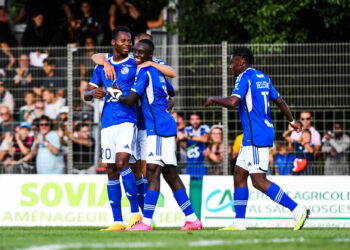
top-left (274, 142), bottom-right (294, 175)
top-left (19, 91), bottom-right (35, 123)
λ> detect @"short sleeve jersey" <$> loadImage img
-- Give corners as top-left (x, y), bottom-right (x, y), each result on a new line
top-left (231, 68), bottom-right (279, 147)
top-left (185, 125), bottom-right (210, 163)
top-left (132, 66), bottom-right (177, 137)
top-left (89, 54), bottom-right (137, 129)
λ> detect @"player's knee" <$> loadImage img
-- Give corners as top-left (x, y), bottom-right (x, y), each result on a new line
top-left (106, 164), bottom-right (119, 178)
top-left (115, 159), bottom-right (128, 171)
top-left (251, 177), bottom-right (264, 191)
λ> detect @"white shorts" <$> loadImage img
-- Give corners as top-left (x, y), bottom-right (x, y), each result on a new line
top-left (146, 135), bottom-right (177, 167)
top-left (136, 129), bottom-right (147, 161)
top-left (236, 145), bottom-right (269, 174)
top-left (101, 123), bottom-right (137, 164)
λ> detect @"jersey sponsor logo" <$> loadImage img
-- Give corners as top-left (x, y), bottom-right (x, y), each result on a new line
top-left (121, 67), bottom-right (129, 75)
top-left (256, 81), bottom-right (269, 89)
top-left (187, 146), bottom-right (200, 159)
top-left (124, 144), bottom-right (130, 149)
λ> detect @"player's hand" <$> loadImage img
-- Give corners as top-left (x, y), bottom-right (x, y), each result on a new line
top-left (166, 97), bottom-right (174, 114)
top-left (291, 121), bottom-right (302, 133)
top-left (107, 86), bottom-right (123, 100)
top-left (103, 61), bottom-right (116, 81)
top-left (205, 97), bottom-right (215, 107)
top-left (93, 88), bottom-right (107, 99)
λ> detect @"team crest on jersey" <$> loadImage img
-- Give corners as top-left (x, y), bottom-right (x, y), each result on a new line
top-left (121, 67), bottom-right (129, 75)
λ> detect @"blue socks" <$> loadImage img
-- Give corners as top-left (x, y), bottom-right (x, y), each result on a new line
top-left (173, 188), bottom-right (197, 221)
top-left (120, 167), bottom-right (139, 213)
top-left (143, 177), bottom-right (148, 196)
top-left (234, 187), bottom-right (249, 219)
top-left (143, 190), bottom-right (160, 226)
top-left (136, 178), bottom-right (144, 212)
top-left (107, 179), bottom-right (123, 222)
top-left (265, 183), bottom-right (298, 211)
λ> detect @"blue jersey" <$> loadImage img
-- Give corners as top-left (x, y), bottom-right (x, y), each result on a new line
top-left (185, 125), bottom-right (210, 164)
top-left (89, 55), bottom-right (137, 129)
top-left (137, 78), bottom-right (174, 130)
top-left (132, 66), bottom-right (177, 137)
top-left (231, 68), bottom-right (279, 147)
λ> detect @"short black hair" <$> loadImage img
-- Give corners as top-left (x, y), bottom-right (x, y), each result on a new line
top-left (112, 26), bottom-right (131, 40)
top-left (39, 115), bottom-right (52, 129)
top-left (43, 58), bottom-right (56, 66)
top-left (232, 47), bottom-right (254, 65)
top-left (138, 39), bottom-right (154, 52)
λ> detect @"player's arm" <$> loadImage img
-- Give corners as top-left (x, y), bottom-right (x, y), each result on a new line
top-left (138, 61), bottom-right (176, 78)
top-left (91, 53), bottom-right (116, 80)
top-left (84, 85), bottom-right (106, 101)
top-left (118, 91), bottom-right (139, 107)
top-left (273, 97), bottom-right (301, 132)
top-left (205, 95), bottom-right (240, 108)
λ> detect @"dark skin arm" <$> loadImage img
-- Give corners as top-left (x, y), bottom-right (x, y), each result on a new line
top-left (118, 91), bottom-right (139, 107)
top-left (273, 96), bottom-right (302, 132)
top-left (84, 85), bottom-right (106, 101)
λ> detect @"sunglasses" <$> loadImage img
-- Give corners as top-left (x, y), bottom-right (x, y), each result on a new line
top-left (300, 117), bottom-right (311, 121)
top-left (40, 123), bottom-right (49, 127)
top-left (0, 112), bottom-right (9, 115)
top-left (35, 106), bottom-right (45, 110)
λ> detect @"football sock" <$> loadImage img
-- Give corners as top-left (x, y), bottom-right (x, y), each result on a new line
top-left (173, 188), bottom-right (197, 222)
top-left (136, 178), bottom-right (144, 212)
top-left (120, 167), bottom-right (139, 214)
top-left (107, 179), bottom-right (123, 223)
top-left (143, 190), bottom-right (160, 226)
top-left (234, 187), bottom-right (249, 219)
top-left (265, 183), bottom-right (298, 212)
top-left (143, 177), bottom-right (148, 196)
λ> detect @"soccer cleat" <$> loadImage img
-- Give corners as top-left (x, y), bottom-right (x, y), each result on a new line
top-left (126, 214), bottom-right (142, 229)
top-left (100, 222), bottom-right (126, 231)
top-left (152, 220), bottom-right (156, 230)
top-left (181, 219), bottom-right (203, 230)
top-left (219, 220), bottom-right (246, 231)
top-left (293, 205), bottom-right (310, 230)
top-left (126, 222), bottom-right (153, 231)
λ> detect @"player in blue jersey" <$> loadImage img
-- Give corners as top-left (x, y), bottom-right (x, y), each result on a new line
top-left (84, 26), bottom-right (142, 231)
top-left (205, 47), bottom-right (310, 230)
top-left (112, 39), bottom-right (202, 231)
top-left (91, 32), bottom-right (176, 217)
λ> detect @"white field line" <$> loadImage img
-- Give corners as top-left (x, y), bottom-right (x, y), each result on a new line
top-left (16, 237), bottom-right (307, 250)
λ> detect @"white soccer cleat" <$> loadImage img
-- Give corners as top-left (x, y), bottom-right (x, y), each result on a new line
top-left (293, 205), bottom-right (310, 230)
top-left (218, 219), bottom-right (246, 231)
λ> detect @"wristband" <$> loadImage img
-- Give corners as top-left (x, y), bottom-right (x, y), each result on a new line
top-left (289, 120), bottom-right (296, 125)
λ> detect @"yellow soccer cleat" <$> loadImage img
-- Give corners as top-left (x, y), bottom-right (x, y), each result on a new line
top-left (100, 222), bottom-right (126, 231)
top-left (293, 205), bottom-right (310, 230)
top-left (126, 214), bottom-right (142, 229)
top-left (218, 220), bottom-right (246, 231)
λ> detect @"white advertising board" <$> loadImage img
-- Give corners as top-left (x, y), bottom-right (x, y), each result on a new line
top-left (0, 174), bottom-right (190, 227)
top-left (201, 176), bottom-right (350, 228)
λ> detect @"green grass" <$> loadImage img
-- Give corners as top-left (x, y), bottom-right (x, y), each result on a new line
top-left (0, 227), bottom-right (349, 250)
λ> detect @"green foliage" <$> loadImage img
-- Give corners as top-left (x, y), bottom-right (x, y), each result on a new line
top-left (174, 0), bottom-right (350, 44)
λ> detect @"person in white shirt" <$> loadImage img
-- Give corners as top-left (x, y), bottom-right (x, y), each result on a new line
top-left (42, 89), bottom-right (65, 120)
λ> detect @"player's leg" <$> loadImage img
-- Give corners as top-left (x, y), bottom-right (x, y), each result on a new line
top-left (100, 126), bottom-right (125, 231)
top-left (220, 146), bottom-right (249, 231)
top-left (162, 165), bottom-right (202, 230)
top-left (130, 160), bottom-right (144, 212)
top-left (249, 146), bottom-right (310, 230)
top-left (141, 160), bottom-right (148, 196)
top-left (115, 123), bottom-right (141, 228)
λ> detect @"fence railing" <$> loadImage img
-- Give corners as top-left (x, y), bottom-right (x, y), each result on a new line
top-left (0, 43), bottom-right (349, 176)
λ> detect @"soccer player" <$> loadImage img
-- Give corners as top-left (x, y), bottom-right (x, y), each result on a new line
top-left (91, 32), bottom-right (176, 214)
top-left (112, 39), bottom-right (202, 231)
top-left (205, 47), bottom-right (310, 230)
top-left (84, 26), bottom-right (141, 231)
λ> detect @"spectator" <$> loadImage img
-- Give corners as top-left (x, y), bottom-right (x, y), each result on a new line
top-left (173, 112), bottom-right (187, 169)
top-left (25, 100), bottom-right (45, 124)
top-left (274, 142), bottom-right (294, 176)
top-left (0, 105), bottom-right (15, 135)
top-left (322, 123), bottom-right (350, 175)
top-left (0, 77), bottom-right (14, 114)
top-left (19, 91), bottom-right (35, 123)
top-left (42, 59), bottom-right (65, 97)
top-left (57, 106), bottom-right (68, 122)
top-left (183, 113), bottom-right (209, 179)
top-left (1, 123), bottom-right (34, 174)
top-left (42, 89), bottom-right (65, 120)
top-left (50, 19), bottom-right (81, 47)
top-left (78, 1), bottom-right (100, 43)
top-left (21, 12), bottom-right (50, 48)
top-left (284, 126), bottom-right (315, 175)
top-left (203, 125), bottom-right (231, 175)
top-left (291, 112), bottom-right (321, 154)
top-left (59, 122), bottom-right (95, 174)
top-left (23, 115), bottom-right (64, 174)
top-left (231, 133), bottom-right (243, 174)
top-left (0, 7), bottom-right (15, 68)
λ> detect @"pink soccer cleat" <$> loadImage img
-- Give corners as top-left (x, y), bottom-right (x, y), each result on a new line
top-left (181, 219), bottom-right (203, 230)
top-left (126, 222), bottom-right (153, 231)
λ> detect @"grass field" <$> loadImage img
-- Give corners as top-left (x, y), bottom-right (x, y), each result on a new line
top-left (1, 227), bottom-right (350, 250)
